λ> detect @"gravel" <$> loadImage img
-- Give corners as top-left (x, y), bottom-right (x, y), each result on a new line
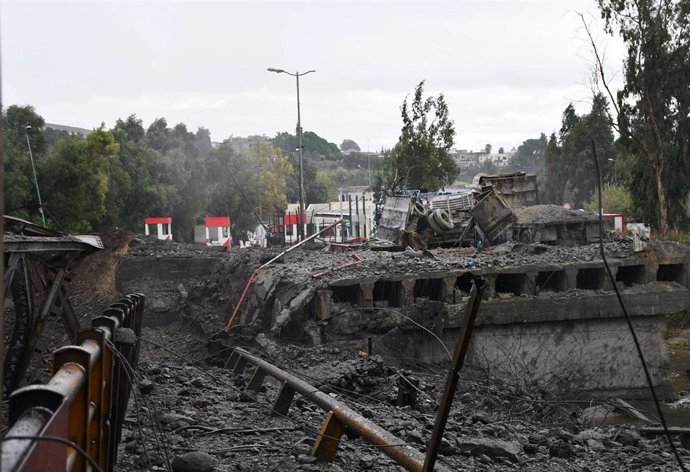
top-left (113, 322), bottom-right (690, 472)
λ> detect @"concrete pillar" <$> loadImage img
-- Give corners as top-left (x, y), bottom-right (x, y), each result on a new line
top-left (402, 279), bottom-right (416, 305)
top-left (145, 224), bottom-right (150, 236)
top-left (525, 272), bottom-right (537, 296)
top-left (157, 223), bottom-right (163, 239)
top-left (314, 290), bottom-right (332, 320)
top-left (603, 266), bottom-right (617, 290)
top-left (565, 269), bottom-right (578, 290)
top-left (443, 276), bottom-right (456, 304)
top-left (359, 282), bottom-right (374, 309)
top-left (483, 274), bottom-right (497, 300)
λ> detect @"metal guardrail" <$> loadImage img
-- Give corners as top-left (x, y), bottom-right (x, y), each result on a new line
top-left (1, 293), bottom-right (145, 472)
top-left (227, 348), bottom-right (451, 472)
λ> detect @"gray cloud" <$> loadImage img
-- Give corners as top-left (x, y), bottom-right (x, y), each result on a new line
top-left (2, 0), bottom-right (624, 151)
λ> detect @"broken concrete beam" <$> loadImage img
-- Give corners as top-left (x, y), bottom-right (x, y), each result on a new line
top-left (445, 282), bottom-right (690, 327)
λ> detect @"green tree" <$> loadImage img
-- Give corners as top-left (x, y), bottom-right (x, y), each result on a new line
top-left (108, 115), bottom-right (168, 231)
top-left (584, 184), bottom-right (636, 217)
top-left (340, 139), bottom-right (361, 152)
top-left (385, 80), bottom-right (457, 191)
top-left (271, 131), bottom-right (341, 161)
top-left (590, 1), bottom-right (690, 236)
top-left (206, 143), bottom-right (292, 240)
top-left (2, 105), bottom-right (47, 220)
top-left (42, 128), bottom-right (117, 232)
top-left (509, 133), bottom-right (548, 172)
top-left (541, 95), bottom-right (615, 207)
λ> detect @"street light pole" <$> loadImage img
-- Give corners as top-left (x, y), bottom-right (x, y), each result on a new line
top-left (295, 72), bottom-right (305, 242)
top-left (267, 67), bottom-right (315, 242)
top-left (25, 125), bottom-right (46, 226)
top-left (608, 157), bottom-right (617, 185)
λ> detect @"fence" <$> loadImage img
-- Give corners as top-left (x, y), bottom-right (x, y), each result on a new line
top-left (1, 294), bottom-right (145, 472)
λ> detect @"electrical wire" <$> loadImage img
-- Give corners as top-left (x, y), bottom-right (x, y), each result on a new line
top-left (1, 435), bottom-right (104, 472)
top-left (591, 139), bottom-right (686, 471)
top-left (105, 338), bottom-right (172, 472)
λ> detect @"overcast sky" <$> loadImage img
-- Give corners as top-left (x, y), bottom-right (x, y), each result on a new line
top-left (1, 0), bottom-right (624, 152)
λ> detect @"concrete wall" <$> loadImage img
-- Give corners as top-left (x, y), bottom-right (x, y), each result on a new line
top-left (321, 248), bottom-right (690, 400)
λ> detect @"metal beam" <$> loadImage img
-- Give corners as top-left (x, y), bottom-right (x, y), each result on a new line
top-left (234, 348), bottom-right (450, 472)
top-left (423, 277), bottom-right (485, 471)
top-left (3, 235), bottom-right (102, 253)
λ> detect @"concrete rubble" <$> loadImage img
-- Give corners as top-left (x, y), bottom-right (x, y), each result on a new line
top-left (64, 230), bottom-right (690, 471)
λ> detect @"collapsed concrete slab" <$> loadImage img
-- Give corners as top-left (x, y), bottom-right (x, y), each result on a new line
top-left (115, 235), bottom-right (690, 400)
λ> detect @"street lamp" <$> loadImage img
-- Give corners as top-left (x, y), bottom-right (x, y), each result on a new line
top-left (608, 157), bottom-right (617, 185)
top-left (267, 67), bottom-right (316, 241)
top-left (25, 125), bottom-right (46, 226)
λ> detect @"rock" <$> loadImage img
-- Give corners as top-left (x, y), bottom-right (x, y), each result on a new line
top-left (586, 438), bottom-right (605, 451)
top-left (581, 404), bottom-right (620, 426)
top-left (139, 378), bottom-right (154, 395)
top-left (358, 454), bottom-right (376, 467)
top-left (575, 429), bottom-right (606, 443)
top-left (471, 413), bottom-right (491, 424)
top-left (160, 412), bottom-right (193, 430)
top-left (528, 433), bottom-right (549, 446)
top-left (296, 454), bottom-right (317, 464)
top-left (614, 428), bottom-right (641, 447)
top-left (292, 443), bottom-right (311, 456)
top-left (405, 430), bottom-right (425, 445)
top-left (439, 436), bottom-right (457, 456)
top-left (171, 451), bottom-right (217, 472)
top-left (456, 437), bottom-right (521, 462)
top-left (523, 443), bottom-right (539, 454)
top-left (549, 440), bottom-right (574, 459)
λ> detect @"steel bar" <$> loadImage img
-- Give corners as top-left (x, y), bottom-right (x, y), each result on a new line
top-left (225, 219), bottom-right (343, 332)
top-left (423, 277), bottom-right (486, 472)
top-left (234, 348), bottom-right (450, 472)
top-left (11, 270), bottom-right (67, 394)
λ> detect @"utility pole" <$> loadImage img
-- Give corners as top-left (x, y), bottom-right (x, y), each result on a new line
top-left (25, 125), bottom-right (46, 226)
top-left (267, 67), bottom-right (316, 241)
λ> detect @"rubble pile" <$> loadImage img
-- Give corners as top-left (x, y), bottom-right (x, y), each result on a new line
top-left (113, 323), bottom-right (690, 472)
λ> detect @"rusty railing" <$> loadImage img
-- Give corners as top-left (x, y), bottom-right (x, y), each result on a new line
top-left (1, 293), bottom-right (145, 472)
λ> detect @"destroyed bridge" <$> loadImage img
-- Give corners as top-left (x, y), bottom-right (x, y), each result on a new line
top-left (2, 188), bottom-right (690, 471)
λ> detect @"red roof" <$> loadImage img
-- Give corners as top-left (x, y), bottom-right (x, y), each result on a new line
top-left (284, 213), bottom-right (307, 225)
top-left (206, 216), bottom-right (231, 227)
top-left (145, 217), bottom-right (172, 225)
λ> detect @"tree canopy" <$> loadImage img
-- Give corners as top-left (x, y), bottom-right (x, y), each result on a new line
top-left (541, 95), bottom-right (615, 207)
top-left (2, 107), bottom-right (297, 242)
top-left (591, 0), bottom-right (690, 236)
top-left (340, 139), bottom-right (361, 152)
top-left (384, 80), bottom-right (457, 192)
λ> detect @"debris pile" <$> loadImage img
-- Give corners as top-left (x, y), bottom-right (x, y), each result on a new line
top-left (112, 323), bottom-right (690, 472)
